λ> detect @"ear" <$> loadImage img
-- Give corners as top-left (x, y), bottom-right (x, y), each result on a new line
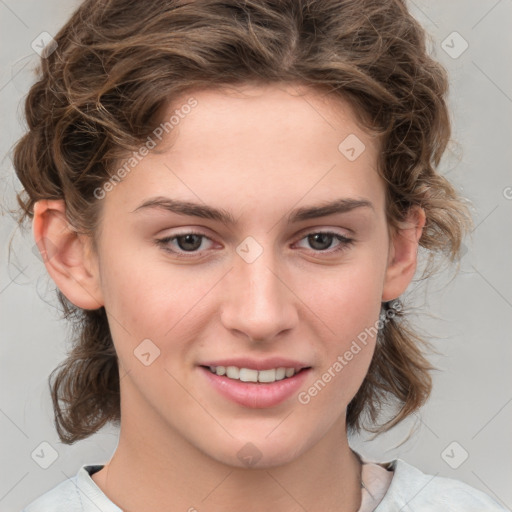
top-left (381, 206), bottom-right (426, 302)
top-left (32, 199), bottom-right (104, 310)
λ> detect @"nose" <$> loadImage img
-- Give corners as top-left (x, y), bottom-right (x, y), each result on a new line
top-left (220, 247), bottom-right (298, 343)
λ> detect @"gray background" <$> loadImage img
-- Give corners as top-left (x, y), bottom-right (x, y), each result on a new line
top-left (1, 1), bottom-right (511, 510)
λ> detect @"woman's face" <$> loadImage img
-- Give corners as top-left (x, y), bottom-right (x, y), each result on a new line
top-left (76, 83), bottom-right (419, 468)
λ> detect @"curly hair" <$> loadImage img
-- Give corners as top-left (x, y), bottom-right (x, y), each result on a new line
top-left (10, 0), bottom-right (472, 444)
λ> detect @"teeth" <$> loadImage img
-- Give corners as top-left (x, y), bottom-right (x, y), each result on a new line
top-left (209, 365), bottom-right (300, 383)
top-left (239, 368), bottom-right (258, 382)
top-left (258, 369), bottom-right (276, 383)
top-left (275, 367), bottom-right (286, 380)
top-left (226, 366), bottom-right (239, 379)
top-left (285, 368), bottom-right (295, 378)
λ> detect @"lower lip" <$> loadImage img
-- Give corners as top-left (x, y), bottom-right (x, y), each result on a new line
top-left (200, 366), bottom-right (311, 409)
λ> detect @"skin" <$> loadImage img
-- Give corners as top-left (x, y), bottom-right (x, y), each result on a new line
top-left (33, 83), bottom-right (425, 512)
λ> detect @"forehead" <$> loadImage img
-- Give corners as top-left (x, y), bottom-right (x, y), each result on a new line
top-left (103, 83), bottom-right (384, 219)
top-left (162, 82), bottom-right (377, 161)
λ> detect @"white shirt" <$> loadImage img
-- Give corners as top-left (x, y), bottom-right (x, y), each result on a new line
top-left (21, 454), bottom-right (507, 511)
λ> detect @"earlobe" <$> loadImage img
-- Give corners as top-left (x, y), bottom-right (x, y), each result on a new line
top-left (32, 200), bottom-right (104, 310)
top-left (381, 206), bottom-right (426, 302)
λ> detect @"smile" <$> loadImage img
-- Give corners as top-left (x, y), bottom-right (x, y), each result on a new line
top-left (200, 365), bottom-right (311, 408)
top-left (205, 365), bottom-right (300, 383)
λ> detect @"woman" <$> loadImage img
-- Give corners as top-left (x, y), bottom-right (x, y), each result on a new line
top-left (13, 0), bottom-right (506, 510)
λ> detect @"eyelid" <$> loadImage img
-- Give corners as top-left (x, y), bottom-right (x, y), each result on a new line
top-left (294, 225), bottom-right (353, 239)
top-left (156, 228), bottom-right (355, 258)
top-left (291, 230), bottom-right (354, 252)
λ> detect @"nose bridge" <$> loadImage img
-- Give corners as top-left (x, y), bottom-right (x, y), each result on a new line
top-left (221, 238), bottom-right (297, 340)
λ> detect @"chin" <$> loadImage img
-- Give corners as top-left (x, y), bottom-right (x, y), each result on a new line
top-left (202, 433), bottom-right (313, 470)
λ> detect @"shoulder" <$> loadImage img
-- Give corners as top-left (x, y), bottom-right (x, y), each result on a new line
top-left (376, 458), bottom-right (507, 511)
top-left (20, 464), bottom-right (121, 512)
top-left (21, 475), bottom-right (83, 512)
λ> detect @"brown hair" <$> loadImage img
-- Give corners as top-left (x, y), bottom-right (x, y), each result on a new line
top-left (10, 0), bottom-right (471, 444)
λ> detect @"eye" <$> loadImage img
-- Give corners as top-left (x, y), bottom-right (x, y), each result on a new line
top-left (155, 231), bottom-right (215, 258)
top-left (294, 231), bottom-right (354, 254)
top-left (155, 229), bottom-right (354, 259)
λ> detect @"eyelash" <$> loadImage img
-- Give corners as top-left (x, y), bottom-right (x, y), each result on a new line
top-left (155, 230), bottom-right (355, 259)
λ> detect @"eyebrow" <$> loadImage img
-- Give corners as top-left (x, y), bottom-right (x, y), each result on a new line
top-left (131, 196), bottom-right (374, 225)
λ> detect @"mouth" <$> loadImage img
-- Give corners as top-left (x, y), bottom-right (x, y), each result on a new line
top-left (198, 363), bottom-right (312, 409)
top-left (200, 365), bottom-right (310, 384)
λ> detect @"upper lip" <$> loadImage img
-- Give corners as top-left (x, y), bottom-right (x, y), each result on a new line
top-left (199, 357), bottom-right (311, 372)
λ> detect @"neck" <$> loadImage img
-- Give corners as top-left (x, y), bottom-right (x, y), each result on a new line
top-left (92, 391), bottom-right (362, 512)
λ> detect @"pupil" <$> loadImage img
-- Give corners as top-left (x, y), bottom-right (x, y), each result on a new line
top-left (178, 234), bottom-right (202, 251)
top-left (309, 233), bottom-right (332, 250)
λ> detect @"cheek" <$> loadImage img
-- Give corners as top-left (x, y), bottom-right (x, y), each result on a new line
top-left (297, 254), bottom-right (385, 402)
top-left (97, 241), bottom-right (210, 353)
top-left (303, 252), bottom-right (386, 339)
top-left (97, 248), bottom-right (211, 405)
